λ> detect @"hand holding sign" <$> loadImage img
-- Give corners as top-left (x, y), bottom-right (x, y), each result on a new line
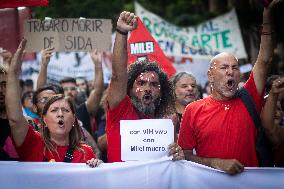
top-left (168, 143), bottom-right (185, 161)
top-left (90, 49), bottom-right (102, 66)
top-left (116, 11), bottom-right (138, 34)
top-left (41, 47), bottom-right (54, 66)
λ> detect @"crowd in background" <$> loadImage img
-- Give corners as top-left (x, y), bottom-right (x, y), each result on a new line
top-left (0, 0), bottom-right (284, 174)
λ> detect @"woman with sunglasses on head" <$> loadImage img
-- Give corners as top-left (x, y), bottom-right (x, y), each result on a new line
top-left (6, 39), bottom-right (101, 167)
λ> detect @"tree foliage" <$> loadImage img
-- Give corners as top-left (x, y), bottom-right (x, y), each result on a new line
top-left (32, 0), bottom-right (284, 73)
top-left (32, 0), bottom-right (215, 27)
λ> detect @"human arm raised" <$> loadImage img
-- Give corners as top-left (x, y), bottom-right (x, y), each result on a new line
top-left (36, 47), bottom-right (54, 89)
top-left (85, 50), bottom-right (104, 116)
top-left (252, 0), bottom-right (282, 96)
top-left (106, 11), bottom-right (137, 109)
top-left (261, 77), bottom-right (284, 146)
top-left (6, 39), bottom-right (30, 147)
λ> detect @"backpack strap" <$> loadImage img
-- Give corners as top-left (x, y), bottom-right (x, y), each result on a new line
top-left (235, 87), bottom-right (273, 167)
top-left (235, 88), bottom-right (261, 129)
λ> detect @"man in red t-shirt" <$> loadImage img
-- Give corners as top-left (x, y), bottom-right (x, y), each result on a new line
top-left (106, 11), bottom-right (184, 162)
top-left (178, 2), bottom-right (278, 175)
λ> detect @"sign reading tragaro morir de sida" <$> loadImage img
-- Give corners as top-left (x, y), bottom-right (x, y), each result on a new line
top-left (24, 18), bottom-right (112, 52)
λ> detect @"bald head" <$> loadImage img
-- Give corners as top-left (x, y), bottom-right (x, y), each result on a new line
top-left (209, 52), bottom-right (238, 71)
top-left (207, 52), bottom-right (241, 101)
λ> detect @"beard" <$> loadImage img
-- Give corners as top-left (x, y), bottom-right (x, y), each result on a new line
top-left (130, 94), bottom-right (161, 116)
top-left (0, 103), bottom-right (5, 114)
top-left (179, 98), bottom-right (192, 107)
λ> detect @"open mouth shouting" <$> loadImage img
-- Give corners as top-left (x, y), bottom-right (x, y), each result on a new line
top-left (226, 79), bottom-right (235, 90)
top-left (58, 120), bottom-right (64, 128)
top-left (142, 94), bottom-right (153, 104)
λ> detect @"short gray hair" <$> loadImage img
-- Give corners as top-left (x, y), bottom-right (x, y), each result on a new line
top-left (170, 72), bottom-right (196, 89)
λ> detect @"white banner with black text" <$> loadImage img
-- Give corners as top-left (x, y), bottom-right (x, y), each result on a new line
top-left (0, 159), bottom-right (283, 189)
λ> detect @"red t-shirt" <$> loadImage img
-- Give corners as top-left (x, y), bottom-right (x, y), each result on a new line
top-left (106, 96), bottom-right (152, 162)
top-left (15, 125), bottom-right (95, 162)
top-left (178, 73), bottom-right (263, 167)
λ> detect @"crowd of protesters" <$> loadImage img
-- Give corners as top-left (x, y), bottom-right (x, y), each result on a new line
top-left (0, 0), bottom-right (283, 173)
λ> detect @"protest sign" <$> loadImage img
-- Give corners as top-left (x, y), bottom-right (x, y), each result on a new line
top-left (128, 17), bottom-right (176, 77)
top-left (135, 2), bottom-right (247, 59)
top-left (120, 119), bottom-right (174, 161)
top-left (24, 18), bottom-right (112, 52)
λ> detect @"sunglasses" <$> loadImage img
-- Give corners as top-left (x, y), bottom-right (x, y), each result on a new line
top-left (63, 87), bottom-right (77, 91)
top-left (37, 97), bottom-right (50, 104)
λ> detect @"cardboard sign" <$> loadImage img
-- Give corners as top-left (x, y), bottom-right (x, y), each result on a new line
top-left (24, 18), bottom-right (112, 52)
top-left (120, 119), bottom-right (174, 161)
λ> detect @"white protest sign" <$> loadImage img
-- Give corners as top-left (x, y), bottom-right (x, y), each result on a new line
top-left (24, 18), bottom-right (112, 52)
top-left (173, 58), bottom-right (210, 87)
top-left (135, 2), bottom-right (247, 59)
top-left (240, 63), bottom-right (253, 73)
top-left (120, 119), bottom-right (174, 161)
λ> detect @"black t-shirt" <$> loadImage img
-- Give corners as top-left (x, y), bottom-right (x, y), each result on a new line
top-left (76, 103), bottom-right (92, 135)
top-left (176, 112), bottom-right (183, 134)
top-left (0, 118), bottom-right (10, 147)
top-left (95, 106), bottom-right (106, 137)
top-left (0, 118), bottom-right (13, 160)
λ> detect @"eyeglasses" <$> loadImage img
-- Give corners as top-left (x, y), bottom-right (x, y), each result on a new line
top-left (63, 87), bottom-right (77, 91)
top-left (37, 97), bottom-right (49, 104)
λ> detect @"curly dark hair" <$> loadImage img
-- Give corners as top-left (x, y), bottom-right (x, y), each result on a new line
top-left (127, 61), bottom-right (175, 117)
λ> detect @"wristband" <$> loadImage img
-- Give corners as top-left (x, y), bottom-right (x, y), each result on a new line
top-left (116, 28), bottom-right (128, 35)
top-left (261, 31), bottom-right (275, 35)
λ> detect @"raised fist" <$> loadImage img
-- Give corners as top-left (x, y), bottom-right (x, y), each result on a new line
top-left (116, 11), bottom-right (137, 34)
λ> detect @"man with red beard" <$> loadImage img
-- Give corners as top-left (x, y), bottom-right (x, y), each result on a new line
top-left (106, 11), bottom-right (183, 162)
top-left (178, 1), bottom-right (279, 175)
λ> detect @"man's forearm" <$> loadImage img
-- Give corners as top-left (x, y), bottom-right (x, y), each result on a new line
top-left (36, 65), bottom-right (48, 89)
top-left (86, 62), bottom-right (104, 116)
top-left (185, 151), bottom-right (218, 168)
top-left (112, 32), bottom-right (128, 82)
top-left (257, 9), bottom-right (274, 65)
top-left (184, 150), bottom-right (244, 175)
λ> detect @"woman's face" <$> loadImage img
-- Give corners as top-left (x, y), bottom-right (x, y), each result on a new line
top-left (43, 99), bottom-right (75, 137)
top-left (23, 92), bottom-right (34, 109)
